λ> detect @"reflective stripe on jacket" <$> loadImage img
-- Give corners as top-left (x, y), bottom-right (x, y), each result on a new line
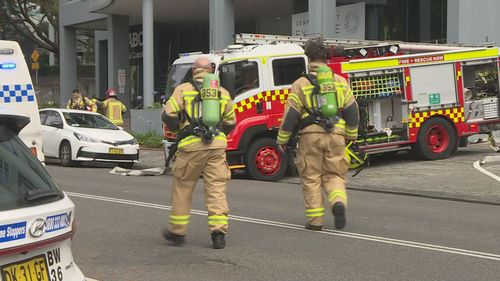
top-left (102, 98), bottom-right (126, 125)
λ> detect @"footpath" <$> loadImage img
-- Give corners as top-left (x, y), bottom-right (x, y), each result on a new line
top-left (136, 143), bottom-right (500, 205)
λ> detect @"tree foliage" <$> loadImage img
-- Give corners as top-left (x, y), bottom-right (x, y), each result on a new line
top-left (0, 0), bottom-right (59, 54)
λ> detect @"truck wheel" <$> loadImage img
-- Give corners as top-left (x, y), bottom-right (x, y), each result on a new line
top-left (458, 136), bottom-right (469, 147)
top-left (59, 141), bottom-right (75, 167)
top-left (246, 138), bottom-right (287, 181)
top-left (415, 117), bottom-right (457, 160)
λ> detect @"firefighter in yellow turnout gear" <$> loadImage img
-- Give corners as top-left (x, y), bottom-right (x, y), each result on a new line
top-left (161, 57), bottom-right (236, 249)
top-left (66, 88), bottom-right (97, 112)
top-left (100, 88), bottom-right (126, 126)
top-left (277, 39), bottom-right (359, 230)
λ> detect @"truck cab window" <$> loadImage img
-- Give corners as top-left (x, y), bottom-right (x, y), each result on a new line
top-left (272, 57), bottom-right (306, 86)
top-left (219, 61), bottom-right (259, 99)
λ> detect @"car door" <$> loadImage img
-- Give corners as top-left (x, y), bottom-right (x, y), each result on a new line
top-left (42, 111), bottom-right (65, 157)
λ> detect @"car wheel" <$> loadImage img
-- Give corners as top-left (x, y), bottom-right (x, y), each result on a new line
top-left (246, 137), bottom-right (287, 181)
top-left (59, 141), bottom-right (75, 167)
top-left (118, 162), bottom-right (135, 169)
top-left (414, 117), bottom-right (457, 160)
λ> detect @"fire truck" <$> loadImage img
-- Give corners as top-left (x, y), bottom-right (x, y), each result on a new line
top-left (164, 33), bottom-right (500, 181)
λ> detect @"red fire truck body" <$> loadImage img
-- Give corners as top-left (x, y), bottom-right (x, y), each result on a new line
top-left (164, 34), bottom-right (500, 181)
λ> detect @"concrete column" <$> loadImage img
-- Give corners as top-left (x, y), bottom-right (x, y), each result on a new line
top-left (142, 0), bottom-right (154, 108)
top-left (107, 15), bottom-right (131, 112)
top-left (419, 0), bottom-right (431, 42)
top-left (447, 0), bottom-right (460, 43)
top-left (308, 0), bottom-right (336, 38)
top-left (209, 0), bottom-right (234, 50)
top-left (48, 24), bottom-right (55, 66)
top-left (59, 26), bottom-right (77, 106)
top-left (448, 0), bottom-right (500, 45)
top-left (94, 30), bottom-right (107, 99)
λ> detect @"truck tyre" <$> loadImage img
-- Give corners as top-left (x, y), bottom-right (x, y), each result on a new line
top-left (246, 138), bottom-right (288, 181)
top-left (59, 141), bottom-right (76, 167)
top-left (458, 136), bottom-right (469, 147)
top-left (415, 117), bottom-right (457, 160)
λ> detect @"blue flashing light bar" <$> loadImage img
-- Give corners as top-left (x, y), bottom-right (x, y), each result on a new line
top-left (0, 63), bottom-right (16, 69)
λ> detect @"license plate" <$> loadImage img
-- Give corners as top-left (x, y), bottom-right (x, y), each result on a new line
top-left (109, 148), bottom-right (124, 154)
top-left (1, 255), bottom-right (49, 281)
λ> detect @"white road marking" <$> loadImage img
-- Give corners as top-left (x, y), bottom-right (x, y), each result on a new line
top-left (66, 191), bottom-right (500, 261)
top-left (473, 160), bottom-right (500, 182)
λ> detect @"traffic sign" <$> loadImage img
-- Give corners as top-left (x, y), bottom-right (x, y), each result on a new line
top-left (32, 62), bottom-right (39, 70)
top-left (31, 49), bottom-right (40, 62)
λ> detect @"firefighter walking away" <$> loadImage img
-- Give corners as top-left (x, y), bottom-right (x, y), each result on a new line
top-left (161, 56), bottom-right (236, 249)
top-left (100, 88), bottom-right (127, 126)
top-left (276, 38), bottom-right (359, 230)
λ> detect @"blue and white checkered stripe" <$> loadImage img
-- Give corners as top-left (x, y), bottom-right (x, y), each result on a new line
top-left (0, 84), bottom-right (35, 104)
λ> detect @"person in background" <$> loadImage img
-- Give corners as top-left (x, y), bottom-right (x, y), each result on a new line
top-left (66, 88), bottom-right (96, 112)
top-left (101, 88), bottom-right (126, 126)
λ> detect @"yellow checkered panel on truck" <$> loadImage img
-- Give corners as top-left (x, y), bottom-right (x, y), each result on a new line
top-left (409, 107), bottom-right (464, 129)
top-left (234, 89), bottom-right (289, 113)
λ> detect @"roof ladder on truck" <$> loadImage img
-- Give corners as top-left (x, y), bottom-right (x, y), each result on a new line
top-left (234, 33), bottom-right (496, 58)
top-left (235, 33), bottom-right (402, 59)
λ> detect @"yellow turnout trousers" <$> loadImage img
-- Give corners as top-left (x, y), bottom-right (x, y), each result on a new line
top-left (295, 133), bottom-right (348, 227)
top-left (169, 148), bottom-right (231, 235)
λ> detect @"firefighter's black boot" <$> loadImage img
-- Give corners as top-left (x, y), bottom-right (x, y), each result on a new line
top-left (332, 202), bottom-right (346, 230)
top-left (161, 228), bottom-right (185, 246)
top-left (211, 231), bottom-right (226, 249)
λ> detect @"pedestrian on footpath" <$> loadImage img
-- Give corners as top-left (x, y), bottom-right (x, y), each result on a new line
top-left (100, 88), bottom-right (126, 126)
top-left (276, 38), bottom-right (359, 230)
top-left (160, 56), bottom-right (236, 249)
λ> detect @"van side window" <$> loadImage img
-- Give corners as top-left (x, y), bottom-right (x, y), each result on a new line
top-left (219, 61), bottom-right (259, 99)
top-left (272, 57), bottom-right (306, 86)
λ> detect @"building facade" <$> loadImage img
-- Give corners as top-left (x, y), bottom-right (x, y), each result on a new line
top-left (59, 0), bottom-right (500, 111)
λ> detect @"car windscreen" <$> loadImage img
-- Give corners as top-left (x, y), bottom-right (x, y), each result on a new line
top-left (166, 63), bottom-right (192, 98)
top-left (0, 124), bottom-right (64, 211)
top-left (63, 112), bottom-right (118, 130)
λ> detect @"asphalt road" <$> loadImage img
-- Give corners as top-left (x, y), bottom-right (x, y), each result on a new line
top-left (44, 160), bottom-right (500, 281)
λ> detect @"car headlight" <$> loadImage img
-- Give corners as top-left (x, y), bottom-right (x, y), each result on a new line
top-left (131, 138), bottom-right (138, 145)
top-left (74, 132), bottom-right (101, 143)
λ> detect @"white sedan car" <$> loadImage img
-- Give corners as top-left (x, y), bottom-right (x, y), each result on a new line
top-left (39, 109), bottom-right (139, 168)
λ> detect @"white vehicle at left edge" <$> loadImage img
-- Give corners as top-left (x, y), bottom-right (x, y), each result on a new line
top-left (0, 109), bottom-right (86, 281)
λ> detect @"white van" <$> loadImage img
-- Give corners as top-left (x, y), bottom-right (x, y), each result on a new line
top-left (0, 110), bottom-right (86, 281)
top-left (0, 41), bottom-right (44, 162)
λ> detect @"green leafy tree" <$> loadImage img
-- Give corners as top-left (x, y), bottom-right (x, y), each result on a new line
top-left (0, 0), bottom-right (58, 54)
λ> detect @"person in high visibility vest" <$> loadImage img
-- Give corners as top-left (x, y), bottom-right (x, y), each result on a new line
top-left (101, 88), bottom-right (126, 126)
top-left (276, 38), bottom-right (359, 231)
top-left (160, 56), bottom-right (236, 249)
top-left (66, 88), bottom-right (97, 112)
